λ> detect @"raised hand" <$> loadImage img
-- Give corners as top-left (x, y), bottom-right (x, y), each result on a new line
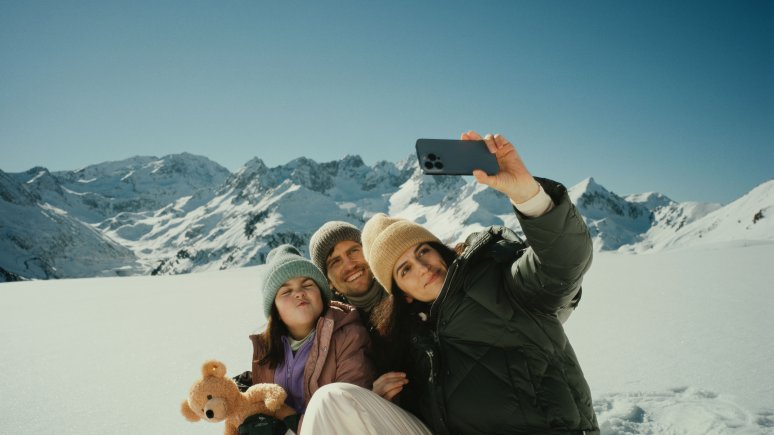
top-left (463, 130), bottom-right (540, 204)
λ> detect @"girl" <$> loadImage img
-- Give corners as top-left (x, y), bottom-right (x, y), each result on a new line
top-left (247, 244), bottom-right (376, 433)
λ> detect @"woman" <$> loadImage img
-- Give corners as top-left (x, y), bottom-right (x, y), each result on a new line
top-left (302, 131), bottom-right (598, 435)
top-left (246, 244), bottom-right (376, 433)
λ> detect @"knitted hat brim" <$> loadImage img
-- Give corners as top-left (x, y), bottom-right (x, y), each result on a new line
top-left (309, 222), bottom-right (363, 277)
top-left (367, 220), bottom-right (440, 294)
top-left (263, 258), bottom-right (332, 318)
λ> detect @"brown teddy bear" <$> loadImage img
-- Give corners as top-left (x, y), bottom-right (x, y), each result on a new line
top-left (181, 359), bottom-right (290, 435)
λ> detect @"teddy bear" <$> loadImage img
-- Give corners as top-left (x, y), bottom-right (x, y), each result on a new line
top-left (181, 359), bottom-right (290, 435)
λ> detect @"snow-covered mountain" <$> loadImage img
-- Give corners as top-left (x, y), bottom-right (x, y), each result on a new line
top-left (646, 179), bottom-right (774, 251)
top-left (569, 177), bottom-right (654, 250)
top-left (1, 152), bottom-right (771, 282)
top-left (16, 153), bottom-right (231, 223)
top-left (0, 170), bottom-right (139, 280)
top-left (92, 155), bottom-right (418, 277)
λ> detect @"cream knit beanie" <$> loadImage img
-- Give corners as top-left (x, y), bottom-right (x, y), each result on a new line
top-left (361, 213), bottom-right (440, 293)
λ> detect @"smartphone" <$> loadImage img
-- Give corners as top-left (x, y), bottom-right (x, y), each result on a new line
top-left (415, 139), bottom-right (499, 176)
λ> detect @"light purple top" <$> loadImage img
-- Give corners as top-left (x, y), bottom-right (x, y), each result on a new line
top-left (273, 334), bottom-right (315, 414)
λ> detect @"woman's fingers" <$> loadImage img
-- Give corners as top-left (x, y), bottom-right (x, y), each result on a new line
top-left (373, 372), bottom-right (407, 395)
top-left (494, 134), bottom-right (522, 163)
top-left (373, 372), bottom-right (409, 400)
top-left (470, 132), bottom-right (523, 196)
top-left (383, 384), bottom-right (406, 401)
top-left (465, 130), bottom-right (539, 202)
top-left (482, 133), bottom-right (498, 154)
top-left (465, 130), bottom-right (483, 141)
top-left (473, 169), bottom-right (494, 186)
top-left (493, 134), bottom-right (511, 150)
top-left (374, 372), bottom-right (406, 384)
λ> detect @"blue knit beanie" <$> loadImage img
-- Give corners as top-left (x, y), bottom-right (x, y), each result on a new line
top-left (262, 244), bottom-right (332, 317)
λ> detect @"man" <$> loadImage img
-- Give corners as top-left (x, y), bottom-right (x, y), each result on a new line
top-left (309, 221), bottom-right (388, 332)
top-left (234, 222), bottom-right (387, 395)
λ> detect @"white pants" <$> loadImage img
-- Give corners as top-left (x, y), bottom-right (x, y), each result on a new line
top-left (300, 383), bottom-right (432, 435)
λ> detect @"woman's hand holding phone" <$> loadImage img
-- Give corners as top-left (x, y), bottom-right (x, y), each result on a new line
top-left (463, 130), bottom-right (541, 205)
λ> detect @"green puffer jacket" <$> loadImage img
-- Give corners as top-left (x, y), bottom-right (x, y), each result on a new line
top-left (408, 178), bottom-right (598, 435)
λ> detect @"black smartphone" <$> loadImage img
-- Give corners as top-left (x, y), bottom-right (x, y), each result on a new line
top-left (415, 139), bottom-right (499, 176)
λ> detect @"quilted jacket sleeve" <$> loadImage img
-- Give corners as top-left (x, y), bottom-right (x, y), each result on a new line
top-left (507, 177), bottom-right (593, 318)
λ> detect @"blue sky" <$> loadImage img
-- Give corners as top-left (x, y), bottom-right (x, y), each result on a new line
top-left (1, 0), bottom-right (771, 203)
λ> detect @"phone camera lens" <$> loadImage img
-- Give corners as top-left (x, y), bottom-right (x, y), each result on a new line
top-left (434, 162), bottom-right (444, 170)
top-left (424, 161), bottom-right (434, 170)
top-left (427, 153), bottom-right (437, 161)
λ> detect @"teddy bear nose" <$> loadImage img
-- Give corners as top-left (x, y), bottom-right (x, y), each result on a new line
top-left (206, 410), bottom-right (214, 419)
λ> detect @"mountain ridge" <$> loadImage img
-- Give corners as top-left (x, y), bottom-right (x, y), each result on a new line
top-left (1, 154), bottom-right (771, 281)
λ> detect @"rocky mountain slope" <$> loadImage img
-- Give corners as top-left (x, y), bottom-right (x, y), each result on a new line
top-left (1, 153), bottom-right (770, 281)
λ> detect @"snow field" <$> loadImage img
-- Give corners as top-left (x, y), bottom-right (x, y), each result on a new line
top-left (1, 242), bottom-right (773, 434)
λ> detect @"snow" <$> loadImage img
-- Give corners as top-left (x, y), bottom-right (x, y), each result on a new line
top-left (145, 159), bottom-right (165, 173)
top-left (26, 170), bottom-right (47, 184)
top-left (120, 170), bottom-right (135, 181)
top-left (652, 180), bottom-right (774, 251)
top-left (568, 242), bottom-right (774, 434)
top-left (8, 153), bottom-right (766, 281)
top-left (2, 242), bottom-right (773, 434)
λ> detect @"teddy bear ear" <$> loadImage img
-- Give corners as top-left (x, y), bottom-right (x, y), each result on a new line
top-left (201, 360), bottom-right (227, 378)
top-left (181, 400), bottom-right (201, 422)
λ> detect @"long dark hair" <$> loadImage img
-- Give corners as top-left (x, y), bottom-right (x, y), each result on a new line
top-left (371, 241), bottom-right (457, 372)
top-left (258, 283), bottom-right (330, 369)
top-left (258, 304), bottom-right (289, 369)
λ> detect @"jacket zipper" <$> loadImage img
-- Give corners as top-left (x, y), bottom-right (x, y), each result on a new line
top-left (430, 259), bottom-right (463, 329)
top-left (425, 349), bottom-right (435, 383)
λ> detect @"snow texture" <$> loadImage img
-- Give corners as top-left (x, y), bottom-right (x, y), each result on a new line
top-left (1, 241), bottom-right (772, 434)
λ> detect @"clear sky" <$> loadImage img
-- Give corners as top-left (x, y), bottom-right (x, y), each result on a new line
top-left (1, 0), bottom-right (771, 204)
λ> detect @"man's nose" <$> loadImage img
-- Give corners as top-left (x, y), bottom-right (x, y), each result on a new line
top-left (341, 256), bottom-right (357, 270)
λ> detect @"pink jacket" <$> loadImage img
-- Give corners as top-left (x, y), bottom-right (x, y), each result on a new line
top-left (250, 301), bottom-right (376, 407)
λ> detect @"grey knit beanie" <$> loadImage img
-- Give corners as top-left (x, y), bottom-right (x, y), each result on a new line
top-left (309, 221), bottom-right (363, 276)
top-left (262, 244), bottom-right (332, 317)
